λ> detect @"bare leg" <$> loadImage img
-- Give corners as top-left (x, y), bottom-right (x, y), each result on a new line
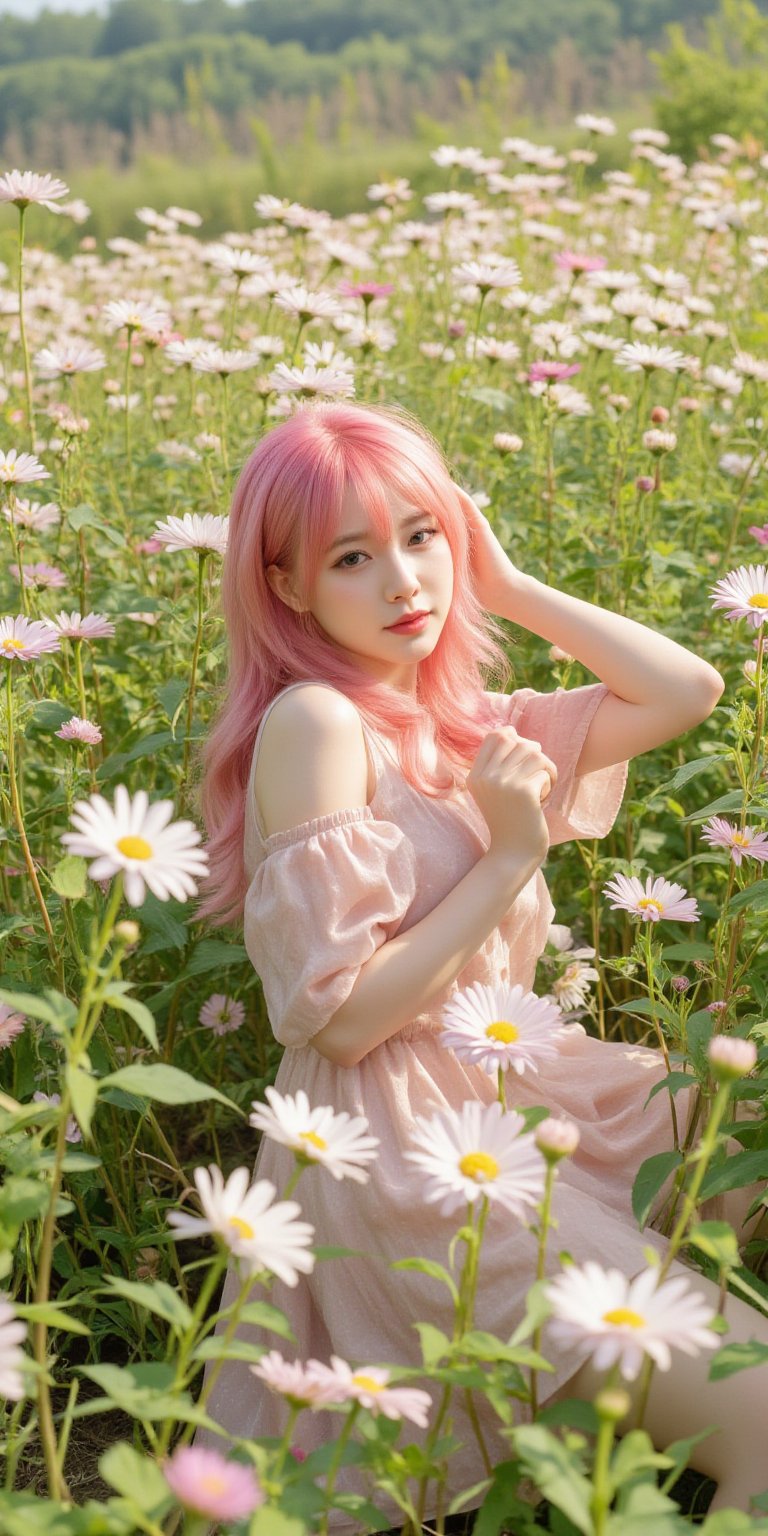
top-left (550, 1267), bottom-right (768, 1513)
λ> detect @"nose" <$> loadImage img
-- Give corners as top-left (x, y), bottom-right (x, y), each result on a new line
top-left (384, 545), bottom-right (421, 603)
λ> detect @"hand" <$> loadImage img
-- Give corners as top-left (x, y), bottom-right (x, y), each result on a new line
top-left (453, 485), bottom-right (522, 614)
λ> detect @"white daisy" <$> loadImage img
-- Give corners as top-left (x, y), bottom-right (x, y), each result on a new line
top-left (102, 298), bottom-right (171, 334)
top-left (60, 785), bottom-right (209, 907)
top-left (545, 1262), bottom-right (717, 1382)
top-left (616, 342), bottom-right (688, 374)
top-left (153, 512), bottom-right (229, 556)
top-left (0, 170), bottom-right (69, 210)
top-left (403, 1100), bottom-right (545, 1218)
top-left (316, 1358), bottom-right (432, 1427)
top-left (602, 873), bottom-right (700, 923)
top-left (575, 114), bottom-right (616, 136)
top-left (0, 450), bottom-right (50, 485)
top-left (550, 959), bottom-right (600, 1012)
top-left (0, 1295), bottom-right (27, 1399)
top-left (452, 259), bottom-right (521, 292)
top-left (439, 981), bottom-right (567, 1077)
top-left (273, 284), bottom-right (341, 323)
top-left (710, 563), bottom-right (768, 627)
top-left (249, 1087), bottom-right (380, 1183)
top-left (190, 345), bottom-right (261, 376)
top-left (267, 362), bottom-right (355, 400)
top-left (34, 341), bottom-right (105, 378)
top-left (167, 1166), bottom-right (314, 1286)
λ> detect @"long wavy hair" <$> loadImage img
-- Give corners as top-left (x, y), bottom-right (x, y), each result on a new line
top-left (194, 401), bottom-right (514, 926)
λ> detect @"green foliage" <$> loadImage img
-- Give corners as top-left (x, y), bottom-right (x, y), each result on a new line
top-left (654, 0), bottom-right (768, 158)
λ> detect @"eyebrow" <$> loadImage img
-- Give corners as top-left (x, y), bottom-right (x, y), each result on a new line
top-left (328, 511), bottom-right (427, 553)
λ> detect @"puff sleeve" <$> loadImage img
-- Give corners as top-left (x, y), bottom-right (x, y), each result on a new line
top-left (485, 683), bottom-right (628, 846)
top-left (243, 806), bottom-right (418, 1049)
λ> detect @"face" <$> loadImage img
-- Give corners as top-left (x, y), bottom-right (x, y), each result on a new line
top-left (267, 484), bottom-right (454, 694)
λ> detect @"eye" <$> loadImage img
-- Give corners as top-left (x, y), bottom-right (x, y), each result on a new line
top-left (334, 526), bottom-right (439, 569)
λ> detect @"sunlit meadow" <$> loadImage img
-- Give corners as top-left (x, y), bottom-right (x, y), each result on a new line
top-left (1, 118), bottom-right (768, 1535)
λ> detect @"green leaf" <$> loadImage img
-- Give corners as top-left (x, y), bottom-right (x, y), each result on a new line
top-left (13, 1301), bottom-right (90, 1336)
top-left (511, 1423), bottom-right (593, 1536)
top-left (237, 1300), bottom-right (296, 1340)
top-left (415, 1321), bottom-right (451, 1369)
top-left (644, 1072), bottom-right (694, 1107)
top-left (687, 1221), bottom-right (740, 1267)
top-left (249, 1512), bottom-right (307, 1536)
top-left (661, 942), bottom-right (714, 961)
top-left (632, 1151), bottom-right (682, 1228)
top-left (659, 755), bottom-right (729, 792)
top-left (727, 879), bottom-right (768, 915)
top-left (700, 1150), bottom-right (768, 1200)
top-left (100, 1063), bottom-right (240, 1112)
top-left (0, 914), bottom-right (35, 943)
top-left (24, 698), bottom-right (73, 733)
top-left (610, 1428), bottom-right (672, 1489)
top-left (182, 938), bottom-right (249, 978)
top-left (709, 1339), bottom-right (768, 1380)
top-left (473, 1459), bottom-right (530, 1536)
top-left (98, 1442), bottom-right (171, 1512)
top-left (391, 1256), bottom-right (459, 1304)
top-left (682, 792), bottom-right (745, 825)
top-left (0, 988), bottom-right (76, 1032)
top-left (103, 987), bottom-right (159, 1051)
top-left (66, 1064), bottom-right (99, 1139)
top-left (191, 1337), bottom-right (267, 1364)
top-left (0, 1176), bottom-right (49, 1225)
top-left (49, 856), bottom-right (88, 900)
top-left (101, 1276), bottom-right (194, 1334)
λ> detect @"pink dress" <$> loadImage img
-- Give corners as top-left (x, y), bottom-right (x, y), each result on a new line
top-left (199, 680), bottom-right (688, 1527)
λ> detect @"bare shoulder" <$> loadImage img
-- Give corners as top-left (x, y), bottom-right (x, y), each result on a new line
top-left (254, 685), bottom-right (371, 839)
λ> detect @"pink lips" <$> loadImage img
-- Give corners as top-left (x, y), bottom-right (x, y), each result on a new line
top-left (386, 612), bottom-right (430, 633)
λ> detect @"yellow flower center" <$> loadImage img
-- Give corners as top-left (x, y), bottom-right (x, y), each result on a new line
top-left (200, 1474), bottom-right (227, 1494)
top-left (748, 593), bottom-right (768, 609)
top-left (1, 638), bottom-right (24, 652)
top-left (116, 834), bottom-right (153, 860)
top-left (300, 1131), bottom-right (327, 1151)
top-left (351, 1374), bottom-right (383, 1393)
top-left (732, 832), bottom-right (750, 846)
top-left (602, 1307), bottom-right (646, 1329)
top-left (459, 1151), bottom-right (499, 1183)
top-left (637, 898), bottom-right (663, 914)
top-left (485, 1021), bottom-right (519, 1043)
top-left (228, 1215), bottom-right (255, 1241)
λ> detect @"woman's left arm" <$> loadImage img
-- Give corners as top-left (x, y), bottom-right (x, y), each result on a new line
top-left (457, 489), bottom-right (725, 775)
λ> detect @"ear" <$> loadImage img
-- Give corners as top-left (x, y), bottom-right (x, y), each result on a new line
top-left (265, 563), bottom-right (304, 613)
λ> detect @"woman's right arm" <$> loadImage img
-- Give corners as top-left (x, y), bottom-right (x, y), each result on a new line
top-left (256, 686), bottom-right (553, 1068)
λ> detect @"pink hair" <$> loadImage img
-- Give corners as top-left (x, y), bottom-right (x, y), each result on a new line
top-left (194, 401), bottom-right (514, 927)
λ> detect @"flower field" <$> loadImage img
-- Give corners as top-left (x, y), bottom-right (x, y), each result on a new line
top-left (1, 114), bottom-right (768, 1533)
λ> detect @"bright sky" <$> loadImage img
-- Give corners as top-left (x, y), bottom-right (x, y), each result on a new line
top-left (0, 0), bottom-right (109, 12)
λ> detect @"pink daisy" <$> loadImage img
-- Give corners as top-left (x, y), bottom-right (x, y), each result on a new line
top-left (198, 993), bottom-right (245, 1036)
top-left (44, 611), bottom-right (115, 642)
top-left (9, 562), bottom-right (67, 590)
top-left (554, 251), bottom-right (608, 273)
top-left (747, 524), bottom-right (768, 545)
top-left (55, 717), bottom-right (103, 744)
top-left (700, 816), bottom-right (768, 866)
top-left (311, 1357), bottom-right (432, 1427)
top-left (338, 281), bottom-right (394, 302)
top-left (0, 615), bottom-right (61, 662)
top-left (528, 360), bottom-right (581, 383)
top-left (0, 1003), bottom-right (25, 1049)
top-left (249, 1349), bottom-right (350, 1408)
top-left (163, 1445), bottom-right (264, 1521)
top-left (710, 564), bottom-right (768, 628)
top-left (602, 873), bottom-right (700, 923)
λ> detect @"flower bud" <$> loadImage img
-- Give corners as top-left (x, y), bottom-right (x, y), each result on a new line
top-left (549, 644), bottom-right (574, 662)
top-left (670, 976), bottom-right (691, 993)
top-left (708, 1035), bottom-right (757, 1080)
top-left (650, 405), bottom-right (670, 424)
top-left (643, 429), bottom-right (677, 455)
top-left (535, 1116), bottom-right (580, 1162)
top-left (635, 475), bottom-right (655, 493)
top-left (596, 1387), bottom-right (631, 1423)
top-left (494, 432), bottom-right (524, 454)
top-left (744, 659), bottom-right (758, 682)
top-left (115, 920), bottom-right (140, 947)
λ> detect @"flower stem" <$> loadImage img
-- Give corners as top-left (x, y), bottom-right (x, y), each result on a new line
top-left (530, 1161), bottom-right (557, 1417)
top-left (17, 205), bottom-right (34, 447)
top-left (4, 663), bottom-right (59, 965)
top-left (182, 551), bottom-right (207, 795)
